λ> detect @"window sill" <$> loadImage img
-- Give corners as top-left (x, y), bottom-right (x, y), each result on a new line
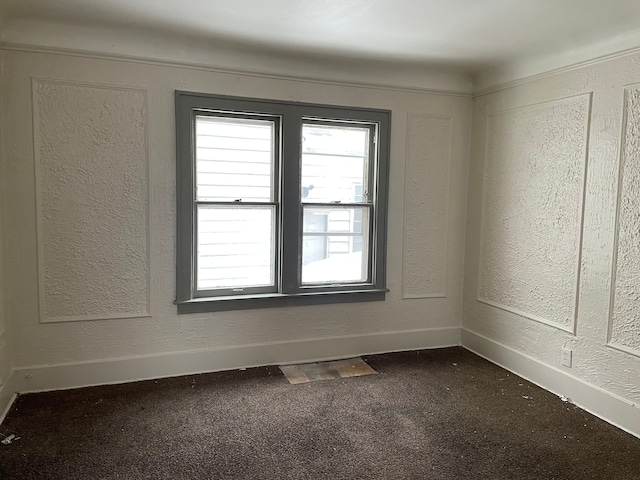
top-left (176, 289), bottom-right (388, 314)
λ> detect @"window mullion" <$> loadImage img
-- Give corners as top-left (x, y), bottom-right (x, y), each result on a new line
top-left (280, 112), bottom-right (303, 294)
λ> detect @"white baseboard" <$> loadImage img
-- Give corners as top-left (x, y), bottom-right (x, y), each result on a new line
top-left (13, 327), bottom-right (460, 394)
top-left (0, 369), bottom-right (18, 424)
top-left (461, 328), bottom-right (640, 439)
top-left (5, 327), bottom-right (639, 441)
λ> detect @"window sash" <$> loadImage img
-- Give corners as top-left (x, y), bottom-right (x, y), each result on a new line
top-left (300, 204), bottom-right (373, 286)
top-left (193, 203), bottom-right (279, 297)
top-left (194, 114), bottom-right (278, 203)
top-left (300, 121), bottom-right (374, 205)
top-left (191, 112), bottom-right (280, 297)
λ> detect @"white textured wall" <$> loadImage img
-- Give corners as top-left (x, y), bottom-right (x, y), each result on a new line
top-left (478, 95), bottom-right (590, 332)
top-left (33, 80), bottom-right (149, 323)
top-left (402, 114), bottom-right (453, 299)
top-left (610, 86), bottom-right (640, 356)
top-left (2, 49), bottom-right (471, 369)
top-left (0, 53), bottom-right (10, 386)
top-left (465, 51), bottom-right (640, 404)
top-left (0, 207), bottom-right (8, 386)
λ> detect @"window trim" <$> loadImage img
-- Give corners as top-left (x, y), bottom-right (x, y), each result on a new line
top-left (175, 91), bottom-right (391, 313)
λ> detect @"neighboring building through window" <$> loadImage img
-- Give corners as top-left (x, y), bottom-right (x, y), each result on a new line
top-left (175, 92), bottom-right (390, 312)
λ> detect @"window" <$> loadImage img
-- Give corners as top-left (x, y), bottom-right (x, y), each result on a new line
top-left (175, 92), bottom-right (390, 312)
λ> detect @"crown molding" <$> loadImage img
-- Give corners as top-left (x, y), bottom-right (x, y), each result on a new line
top-left (0, 41), bottom-right (473, 98)
top-left (474, 41), bottom-right (640, 96)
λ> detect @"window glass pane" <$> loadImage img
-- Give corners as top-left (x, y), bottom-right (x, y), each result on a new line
top-left (195, 116), bottom-right (274, 202)
top-left (301, 124), bottom-right (370, 204)
top-left (197, 205), bottom-right (275, 290)
top-left (301, 206), bottom-right (370, 285)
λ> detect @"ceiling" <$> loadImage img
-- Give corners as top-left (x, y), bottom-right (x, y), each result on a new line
top-left (2, 0), bottom-right (640, 88)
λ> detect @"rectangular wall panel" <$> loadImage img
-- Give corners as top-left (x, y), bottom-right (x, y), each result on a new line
top-left (478, 95), bottom-right (591, 332)
top-left (33, 80), bottom-right (150, 323)
top-left (609, 86), bottom-right (640, 357)
top-left (402, 114), bottom-right (453, 299)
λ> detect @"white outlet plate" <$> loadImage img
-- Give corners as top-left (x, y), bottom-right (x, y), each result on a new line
top-left (561, 347), bottom-right (572, 368)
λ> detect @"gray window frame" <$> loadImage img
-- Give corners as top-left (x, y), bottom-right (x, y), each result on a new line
top-left (175, 91), bottom-right (390, 313)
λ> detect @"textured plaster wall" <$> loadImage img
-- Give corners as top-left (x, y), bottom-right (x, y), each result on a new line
top-left (478, 95), bottom-right (590, 332)
top-left (610, 86), bottom-right (640, 356)
top-left (1, 50), bottom-right (471, 368)
top-left (465, 52), bottom-right (640, 403)
top-left (33, 80), bottom-right (149, 322)
top-left (0, 199), bottom-right (8, 384)
top-left (0, 52), bottom-right (10, 385)
top-left (402, 114), bottom-right (453, 299)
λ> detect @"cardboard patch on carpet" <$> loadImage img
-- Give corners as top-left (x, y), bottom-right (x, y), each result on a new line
top-left (279, 357), bottom-right (377, 384)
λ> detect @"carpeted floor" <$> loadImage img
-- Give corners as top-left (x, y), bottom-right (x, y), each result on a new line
top-left (1, 347), bottom-right (639, 479)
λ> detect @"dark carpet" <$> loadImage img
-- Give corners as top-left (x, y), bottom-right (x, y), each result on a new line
top-left (1, 347), bottom-right (639, 479)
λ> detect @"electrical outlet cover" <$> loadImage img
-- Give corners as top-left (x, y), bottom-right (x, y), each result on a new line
top-left (561, 348), bottom-right (572, 367)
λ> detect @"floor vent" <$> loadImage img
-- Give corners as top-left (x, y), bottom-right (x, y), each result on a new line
top-left (279, 357), bottom-right (377, 384)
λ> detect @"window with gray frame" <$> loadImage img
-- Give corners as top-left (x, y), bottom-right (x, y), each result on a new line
top-left (175, 92), bottom-right (390, 312)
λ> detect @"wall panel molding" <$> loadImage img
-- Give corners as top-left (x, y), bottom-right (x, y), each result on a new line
top-left (32, 78), bottom-right (151, 323)
top-left (477, 94), bottom-right (592, 333)
top-left (401, 113), bottom-right (453, 299)
top-left (607, 85), bottom-right (640, 358)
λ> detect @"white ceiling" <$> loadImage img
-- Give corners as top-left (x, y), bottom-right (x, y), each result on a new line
top-left (2, 0), bottom-right (640, 89)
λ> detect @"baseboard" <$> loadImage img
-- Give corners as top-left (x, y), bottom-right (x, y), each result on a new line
top-left (9, 327), bottom-right (639, 440)
top-left (0, 369), bottom-right (18, 424)
top-left (14, 327), bottom-right (460, 394)
top-left (461, 328), bottom-right (640, 439)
